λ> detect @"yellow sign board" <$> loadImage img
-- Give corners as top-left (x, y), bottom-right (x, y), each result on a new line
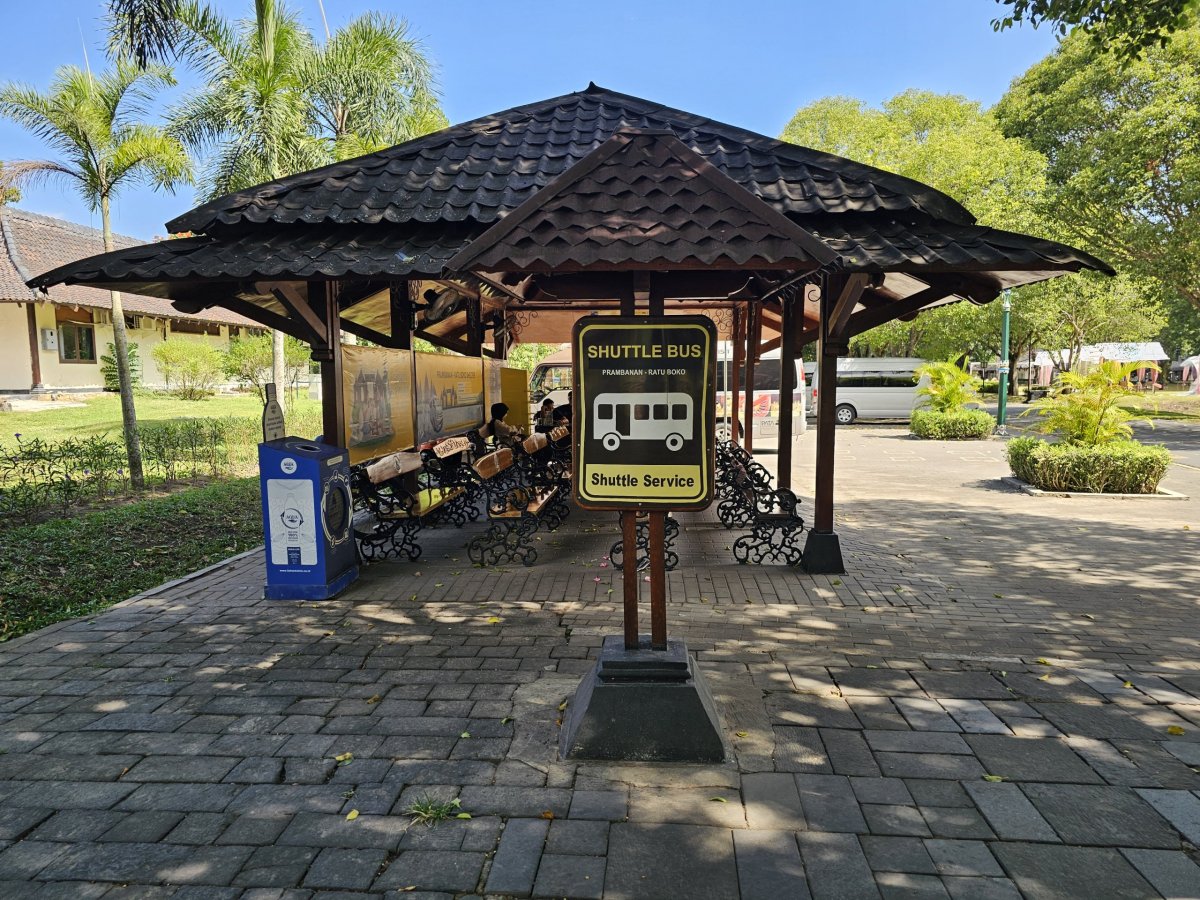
top-left (341, 345), bottom-right (414, 463)
top-left (573, 316), bottom-right (716, 510)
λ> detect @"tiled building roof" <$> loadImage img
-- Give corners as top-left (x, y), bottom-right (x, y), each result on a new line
top-left (1, 208), bottom-right (259, 326)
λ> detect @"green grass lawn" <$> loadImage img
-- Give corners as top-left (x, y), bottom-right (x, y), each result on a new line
top-left (0, 392), bottom-right (324, 445)
top-left (0, 478), bottom-right (264, 641)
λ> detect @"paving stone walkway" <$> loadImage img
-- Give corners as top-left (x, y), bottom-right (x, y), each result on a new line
top-left (1, 427), bottom-right (1199, 898)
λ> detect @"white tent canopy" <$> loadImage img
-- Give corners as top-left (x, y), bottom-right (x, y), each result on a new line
top-left (1033, 342), bottom-right (1169, 369)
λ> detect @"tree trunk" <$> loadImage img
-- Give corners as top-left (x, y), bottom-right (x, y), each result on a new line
top-left (272, 328), bottom-right (287, 415)
top-left (101, 195), bottom-right (145, 490)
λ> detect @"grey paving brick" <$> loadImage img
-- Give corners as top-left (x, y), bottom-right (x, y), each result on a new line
top-left (372, 849), bottom-right (483, 893)
top-left (98, 810), bottom-right (184, 842)
top-left (894, 699), bottom-right (961, 732)
top-left (0, 840), bottom-right (67, 879)
top-left (167, 812), bottom-right (233, 845)
top-left (0, 806), bottom-right (52, 840)
top-left (29, 809), bottom-right (125, 842)
top-left (903, 780), bottom-right (972, 808)
top-left (545, 819), bottom-right (608, 856)
top-left (844, 696), bottom-right (910, 731)
top-left (918, 806), bottom-right (994, 840)
top-left (832, 669), bottom-right (921, 697)
top-left (860, 835), bottom-right (937, 874)
top-left (864, 804), bottom-right (931, 837)
top-left (937, 699), bottom-right (1008, 734)
top-left (743, 772), bottom-right (806, 830)
top-left (913, 673), bottom-right (1012, 700)
top-left (224, 757), bottom-right (285, 784)
top-left (226, 785), bottom-right (344, 816)
top-left (628, 786), bottom-right (747, 829)
top-left (533, 853), bottom-right (606, 900)
top-left (773, 726), bottom-right (832, 772)
top-left (8, 781), bottom-right (136, 810)
top-left (1034, 702), bottom-right (1159, 740)
top-left (484, 817), bottom-right (547, 896)
top-left (865, 732), bottom-right (971, 754)
top-left (568, 789), bottom-right (627, 821)
top-left (876, 753), bottom-right (984, 781)
top-left (1120, 848), bottom-right (1200, 899)
top-left (1134, 788), bottom-right (1200, 844)
top-left (795, 774), bottom-right (867, 833)
top-left (217, 815), bottom-right (292, 846)
top-left (821, 728), bottom-right (880, 776)
top-left (768, 694), bottom-right (859, 729)
top-left (797, 832), bottom-right (880, 900)
top-left (302, 847), bottom-right (386, 890)
top-left (962, 781), bottom-right (1058, 842)
top-left (875, 871), bottom-right (950, 899)
top-left (941, 876), bottom-right (1022, 900)
top-left (1024, 784), bottom-right (1181, 848)
top-left (42, 841), bottom-right (252, 885)
top-left (993, 842), bottom-right (1157, 900)
top-left (84, 713), bottom-right (192, 732)
top-left (923, 839), bottom-right (1002, 877)
top-left (278, 812), bottom-right (408, 850)
top-left (851, 777), bottom-right (913, 806)
top-left (232, 845), bottom-right (318, 888)
top-left (607, 823), bottom-right (737, 900)
top-left (117, 783), bottom-right (241, 813)
top-left (964, 735), bottom-right (1102, 784)
top-left (733, 829), bottom-right (810, 900)
top-left (122, 755), bottom-right (240, 783)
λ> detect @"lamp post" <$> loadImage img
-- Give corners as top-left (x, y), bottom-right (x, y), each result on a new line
top-left (996, 290), bottom-right (1011, 435)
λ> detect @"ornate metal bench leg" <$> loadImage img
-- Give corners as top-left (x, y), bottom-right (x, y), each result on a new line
top-left (734, 521), bottom-right (805, 566)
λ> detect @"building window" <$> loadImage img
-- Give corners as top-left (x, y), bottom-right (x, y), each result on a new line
top-left (59, 322), bottom-right (97, 363)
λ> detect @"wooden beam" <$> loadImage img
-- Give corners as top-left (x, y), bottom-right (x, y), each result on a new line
top-left (211, 296), bottom-right (311, 342)
top-left (340, 318), bottom-right (397, 348)
top-left (845, 282), bottom-right (961, 339)
top-left (532, 270), bottom-right (755, 302)
top-left (730, 306), bottom-right (742, 446)
top-left (272, 285), bottom-right (327, 344)
top-left (390, 284), bottom-right (412, 350)
top-left (812, 274), bottom-right (847, 535)
top-left (777, 294), bottom-right (798, 489)
top-left (827, 273), bottom-right (871, 340)
top-left (308, 281), bottom-right (345, 447)
top-left (465, 295), bottom-right (482, 357)
top-left (413, 328), bottom-right (472, 356)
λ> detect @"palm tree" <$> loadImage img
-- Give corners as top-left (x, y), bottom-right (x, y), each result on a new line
top-left (0, 63), bottom-right (191, 489)
top-left (110, 0), bottom-right (446, 412)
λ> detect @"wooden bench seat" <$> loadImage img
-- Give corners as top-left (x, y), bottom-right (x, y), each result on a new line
top-left (467, 447), bottom-right (568, 566)
top-left (715, 440), bottom-right (806, 566)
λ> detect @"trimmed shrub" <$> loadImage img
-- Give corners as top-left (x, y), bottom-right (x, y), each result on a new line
top-left (152, 339), bottom-right (224, 400)
top-left (910, 408), bottom-right (995, 440)
top-left (1006, 436), bottom-right (1170, 494)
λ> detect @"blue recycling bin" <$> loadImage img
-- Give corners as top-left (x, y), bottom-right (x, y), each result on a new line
top-left (259, 437), bottom-right (359, 600)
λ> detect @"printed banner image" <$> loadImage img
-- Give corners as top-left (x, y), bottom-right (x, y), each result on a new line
top-left (341, 345), bottom-right (415, 463)
top-left (573, 316), bottom-right (716, 510)
top-left (415, 353), bottom-right (485, 444)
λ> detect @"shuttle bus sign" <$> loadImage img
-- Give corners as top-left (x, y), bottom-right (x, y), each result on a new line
top-left (573, 316), bottom-right (716, 510)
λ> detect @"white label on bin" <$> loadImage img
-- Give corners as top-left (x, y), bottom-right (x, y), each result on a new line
top-left (280, 457), bottom-right (297, 475)
top-left (267, 479), bottom-right (317, 566)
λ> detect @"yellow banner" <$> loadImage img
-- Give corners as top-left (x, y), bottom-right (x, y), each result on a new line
top-left (414, 353), bottom-right (485, 444)
top-left (580, 464), bottom-right (706, 503)
top-left (500, 366), bottom-right (531, 435)
top-left (341, 345), bottom-right (414, 463)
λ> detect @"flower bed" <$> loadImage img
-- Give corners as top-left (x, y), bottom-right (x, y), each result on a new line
top-left (1006, 436), bottom-right (1170, 494)
top-left (910, 408), bottom-right (995, 440)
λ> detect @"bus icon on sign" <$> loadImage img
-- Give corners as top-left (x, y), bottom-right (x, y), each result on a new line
top-left (594, 392), bottom-right (693, 452)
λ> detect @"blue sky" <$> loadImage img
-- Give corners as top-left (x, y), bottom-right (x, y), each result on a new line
top-left (1, 0), bottom-right (1059, 240)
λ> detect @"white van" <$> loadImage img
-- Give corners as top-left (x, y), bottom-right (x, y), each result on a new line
top-left (805, 357), bottom-right (928, 424)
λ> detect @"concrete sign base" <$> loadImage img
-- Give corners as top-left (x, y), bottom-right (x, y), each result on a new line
top-left (559, 635), bottom-right (725, 762)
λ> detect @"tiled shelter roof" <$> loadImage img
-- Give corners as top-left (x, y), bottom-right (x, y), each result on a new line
top-left (166, 83), bottom-right (977, 234)
top-left (1, 208), bottom-right (259, 326)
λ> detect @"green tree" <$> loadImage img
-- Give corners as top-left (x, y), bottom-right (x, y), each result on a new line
top-left (992, 0), bottom-right (1198, 59)
top-left (0, 63), bottom-right (190, 489)
top-left (995, 26), bottom-right (1200, 312)
top-left (112, 0), bottom-right (445, 416)
top-left (224, 331), bottom-right (310, 400)
top-left (1024, 360), bottom-right (1151, 445)
top-left (914, 360), bottom-right (983, 413)
top-left (152, 338), bottom-right (224, 399)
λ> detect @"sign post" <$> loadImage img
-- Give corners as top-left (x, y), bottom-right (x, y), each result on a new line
top-left (560, 315), bottom-right (724, 762)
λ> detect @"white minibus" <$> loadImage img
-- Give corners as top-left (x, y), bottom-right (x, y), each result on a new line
top-left (805, 358), bottom-right (928, 424)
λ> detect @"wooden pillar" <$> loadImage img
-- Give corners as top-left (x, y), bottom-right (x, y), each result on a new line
top-left (731, 308), bottom-right (743, 446)
top-left (25, 302), bottom-right (43, 390)
top-left (777, 294), bottom-right (797, 490)
top-left (310, 281), bottom-right (346, 447)
top-left (648, 512), bottom-right (667, 650)
top-left (389, 284), bottom-right (412, 350)
top-left (621, 511), bottom-right (639, 649)
top-left (492, 313), bottom-right (508, 360)
top-left (743, 303), bottom-right (760, 453)
top-left (649, 277), bottom-right (664, 317)
top-left (803, 274), bottom-right (847, 573)
top-left (465, 295), bottom-right (482, 357)
top-left (619, 282), bottom-right (635, 317)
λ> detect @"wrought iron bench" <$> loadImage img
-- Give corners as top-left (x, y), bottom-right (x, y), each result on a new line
top-left (608, 513), bottom-right (680, 571)
top-left (467, 443), bottom-right (569, 567)
top-left (350, 439), bottom-right (477, 562)
top-left (715, 440), bottom-right (806, 566)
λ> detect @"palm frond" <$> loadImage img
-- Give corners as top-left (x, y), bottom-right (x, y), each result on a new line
top-left (106, 0), bottom-right (183, 67)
